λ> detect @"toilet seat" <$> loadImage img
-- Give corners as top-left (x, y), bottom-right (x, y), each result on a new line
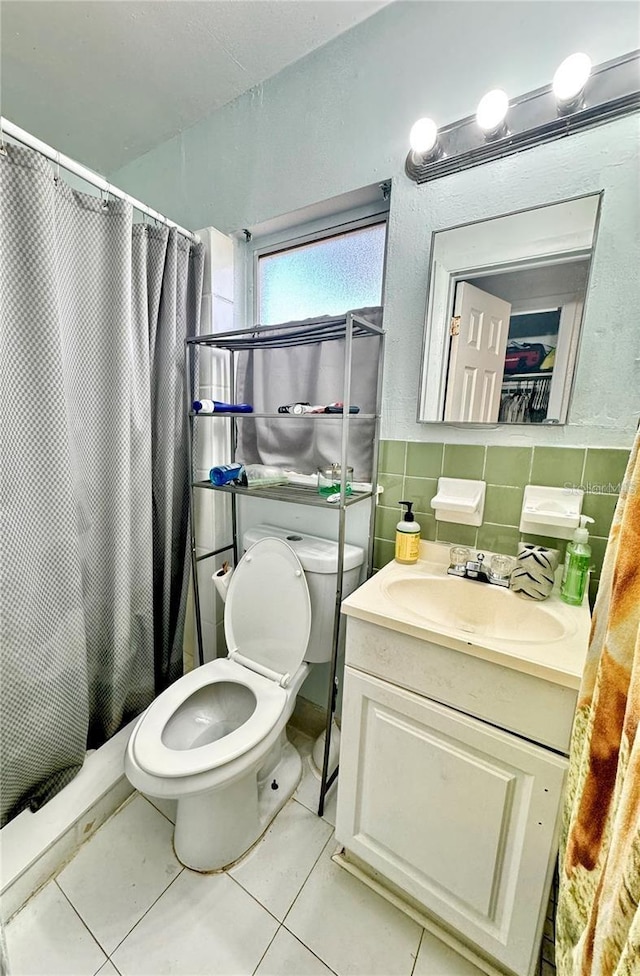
top-left (225, 537), bottom-right (311, 684)
top-left (131, 658), bottom-right (288, 778)
top-left (132, 538), bottom-right (312, 779)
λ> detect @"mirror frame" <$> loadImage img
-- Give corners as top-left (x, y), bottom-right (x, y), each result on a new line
top-left (417, 192), bottom-right (603, 426)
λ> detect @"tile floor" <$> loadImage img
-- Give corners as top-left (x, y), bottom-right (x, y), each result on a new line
top-left (5, 731), bottom-right (487, 976)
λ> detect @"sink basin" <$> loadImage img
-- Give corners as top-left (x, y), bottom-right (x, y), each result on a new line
top-left (383, 576), bottom-right (568, 643)
top-left (341, 542), bottom-right (590, 689)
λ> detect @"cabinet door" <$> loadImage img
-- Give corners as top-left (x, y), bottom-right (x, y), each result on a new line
top-left (336, 668), bottom-right (567, 976)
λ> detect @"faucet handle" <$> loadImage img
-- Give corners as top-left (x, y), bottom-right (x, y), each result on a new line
top-left (449, 546), bottom-right (471, 570)
top-left (490, 554), bottom-right (515, 580)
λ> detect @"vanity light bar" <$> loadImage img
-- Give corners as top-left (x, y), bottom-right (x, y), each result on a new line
top-left (405, 50), bottom-right (640, 184)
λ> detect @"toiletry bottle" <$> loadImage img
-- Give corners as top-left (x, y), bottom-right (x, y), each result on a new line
top-left (560, 515), bottom-right (594, 606)
top-left (193, 399), bottom-right (253, 414)
top-left (209, 463), bottom-right (244, 486)
top-left (395, 501), bottom-right (421, 565)
top-left (237, 464), bottom-right (288, 488)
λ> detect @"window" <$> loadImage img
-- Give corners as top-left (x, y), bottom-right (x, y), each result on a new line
top-left (256, 219), bottom-right (387, 325)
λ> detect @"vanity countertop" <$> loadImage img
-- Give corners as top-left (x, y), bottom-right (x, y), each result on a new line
top-left (342, 541), bottom-right (591, 690)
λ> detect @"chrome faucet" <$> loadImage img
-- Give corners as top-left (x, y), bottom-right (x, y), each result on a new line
top-left (447, 549), bottom-right (512, 588)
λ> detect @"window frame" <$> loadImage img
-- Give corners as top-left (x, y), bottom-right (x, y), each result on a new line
top-left (247, 207), bottom-right (389, 328)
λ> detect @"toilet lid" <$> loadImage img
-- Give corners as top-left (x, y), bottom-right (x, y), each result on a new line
top-left (225, 538), bottom-right (311, 682)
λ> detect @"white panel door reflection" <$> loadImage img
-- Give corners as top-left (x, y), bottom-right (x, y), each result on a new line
top-left (444, 282), bottom-right (511, 423)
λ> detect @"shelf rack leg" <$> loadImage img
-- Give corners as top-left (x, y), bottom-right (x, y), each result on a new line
top-left (230, 348), bottom-right (240, 569)
top-left (318, 313), bottom-right (355, 817)
top-left (185, 339), bottom-right (205, 669)
top-left (366, 331), bottom-right (385, 576)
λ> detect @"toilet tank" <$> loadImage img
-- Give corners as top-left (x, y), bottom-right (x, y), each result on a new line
top-left (242, 524), bottom-right (365, 664)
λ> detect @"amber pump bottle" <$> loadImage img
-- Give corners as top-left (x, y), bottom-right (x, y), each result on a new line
top-left (395, 501), bottom-right (421, 565)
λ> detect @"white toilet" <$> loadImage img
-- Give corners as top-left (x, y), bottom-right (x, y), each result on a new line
top-left (125, 524), bottom-right (364, 871)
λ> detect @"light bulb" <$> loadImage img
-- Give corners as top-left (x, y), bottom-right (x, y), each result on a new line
top-left (409, 117), bottom-right (439, 156)
top-left (553, 52), bottom-right (592, 106)
top-left (476, 89), bottom-right (509, 135)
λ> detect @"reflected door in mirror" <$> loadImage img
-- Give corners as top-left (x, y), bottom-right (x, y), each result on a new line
top-left (444, 282), bottom-right (511, 422)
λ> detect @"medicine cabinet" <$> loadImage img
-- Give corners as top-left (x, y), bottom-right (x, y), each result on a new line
top-left (418, 193), bottom-right (602, 425)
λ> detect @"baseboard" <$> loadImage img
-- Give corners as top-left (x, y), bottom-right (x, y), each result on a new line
top-left (288, 696), bottom-right (327, 739)
top-left (0, 719), bottom-right (136, 922)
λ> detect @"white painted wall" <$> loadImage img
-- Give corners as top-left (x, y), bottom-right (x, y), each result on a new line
top-left (112, 1), bottom-right (640, 449)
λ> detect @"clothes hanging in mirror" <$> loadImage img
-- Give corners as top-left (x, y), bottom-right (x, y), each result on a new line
top-left (499, 375), bottom-right (551, 424)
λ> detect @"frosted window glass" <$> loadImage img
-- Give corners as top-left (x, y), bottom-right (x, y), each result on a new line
top-left (258, 223), bottom-right (386, 325)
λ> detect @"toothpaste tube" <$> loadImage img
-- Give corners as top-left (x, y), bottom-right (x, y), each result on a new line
top-left (277, 402), bottom-right (325, 415)
top-left (278, 402), bottom-right (309, 414)
top-left (277, 402), bottom-right (360, 415)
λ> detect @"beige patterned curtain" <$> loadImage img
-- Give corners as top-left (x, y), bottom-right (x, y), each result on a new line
top-left (557, 436), bottom-right (640, 974)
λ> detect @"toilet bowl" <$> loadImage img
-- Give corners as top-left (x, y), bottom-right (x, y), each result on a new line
top-left (125, 528), bottom-right (364, 871)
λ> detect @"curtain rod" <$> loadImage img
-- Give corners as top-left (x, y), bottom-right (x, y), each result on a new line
top-left (1, 117), bottom-right (199, 244)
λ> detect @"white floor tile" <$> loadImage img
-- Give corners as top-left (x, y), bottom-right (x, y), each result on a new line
top-left (5, 880), bottom-right (106, 976)
top-left (413, 930), bottom-right (487, 975)
top-left (56, 795), bottom-right (182, 954)
top-left (285, 843), bottom-right (422, 976)
top-left (111, 870), bottom-right (278, 976)
top-left (288, 728), bottom-right (313, 753)
top-left (230, 799), bottom-right (333, 920)
top-left (96, 962), bottom-right (120, 975)
top-left (142, 794), bottom-right (177, 824)
top-left (256, 927), bottom-right (336, 976)
top-left (291, 739), bottom-right (317, 811)
top-left (292, 734), bottom-right (338, 826)
top-left (321, 781), bottom-right (338, 827)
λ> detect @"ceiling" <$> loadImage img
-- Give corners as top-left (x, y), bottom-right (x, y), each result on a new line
top-left (1, 0), bottom-right (389, 174)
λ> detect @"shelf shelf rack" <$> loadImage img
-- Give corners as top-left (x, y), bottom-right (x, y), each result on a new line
top-left (184, 311), bottom-right (385, 815)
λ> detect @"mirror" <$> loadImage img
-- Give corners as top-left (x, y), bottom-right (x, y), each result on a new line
top-left (418, 193), bottom-right (602, 425)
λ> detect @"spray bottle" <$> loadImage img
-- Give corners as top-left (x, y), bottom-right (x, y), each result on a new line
top-left (560, 515), bottom-right (594, 606)
top-left (395, 501), bottom-right (421, 565)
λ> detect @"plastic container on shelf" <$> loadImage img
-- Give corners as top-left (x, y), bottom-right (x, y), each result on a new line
top-left (236, 465), bottom-right (288, 488)
top-left (317, 464), bottom-right (353, 497)
top-left (209, 463), bottom-right (244, 486)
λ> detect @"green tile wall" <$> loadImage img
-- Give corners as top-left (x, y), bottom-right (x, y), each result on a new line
top-left (374, 441), bottom-right (630, 601)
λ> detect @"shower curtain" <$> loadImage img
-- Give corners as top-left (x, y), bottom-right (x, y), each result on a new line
top-left (557, 437), bottom-right (640, 974)
top-left (0, 144), bottom-right (203, 826)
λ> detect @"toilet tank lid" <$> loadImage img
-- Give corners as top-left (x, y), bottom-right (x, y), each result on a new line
top-left (242, 524), bottom-right (364, 574)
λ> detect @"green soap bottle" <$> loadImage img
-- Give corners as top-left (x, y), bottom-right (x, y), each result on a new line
top-left (560, 515), bottom-right (595, 606)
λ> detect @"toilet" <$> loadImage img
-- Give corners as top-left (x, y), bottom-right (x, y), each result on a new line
top-left (125, 524), bottom-right (364, 871)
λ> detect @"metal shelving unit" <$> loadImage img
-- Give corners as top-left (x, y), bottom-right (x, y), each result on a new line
top-left (191, 480), bottom-right (374, 507)
top-left (184, 310), bottom-right (384, 815)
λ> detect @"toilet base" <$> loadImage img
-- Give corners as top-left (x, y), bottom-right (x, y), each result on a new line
top-left (173, 734), bottom-right (302, 872)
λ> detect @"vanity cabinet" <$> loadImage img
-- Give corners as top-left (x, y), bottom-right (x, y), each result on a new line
top-left (336, 612), bottom-right (579, 976)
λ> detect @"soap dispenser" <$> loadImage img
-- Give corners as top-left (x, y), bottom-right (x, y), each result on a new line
top-left (395, 501), bottom-right (421, 565)
top-left (560, 515), bottom-right (594, 606)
